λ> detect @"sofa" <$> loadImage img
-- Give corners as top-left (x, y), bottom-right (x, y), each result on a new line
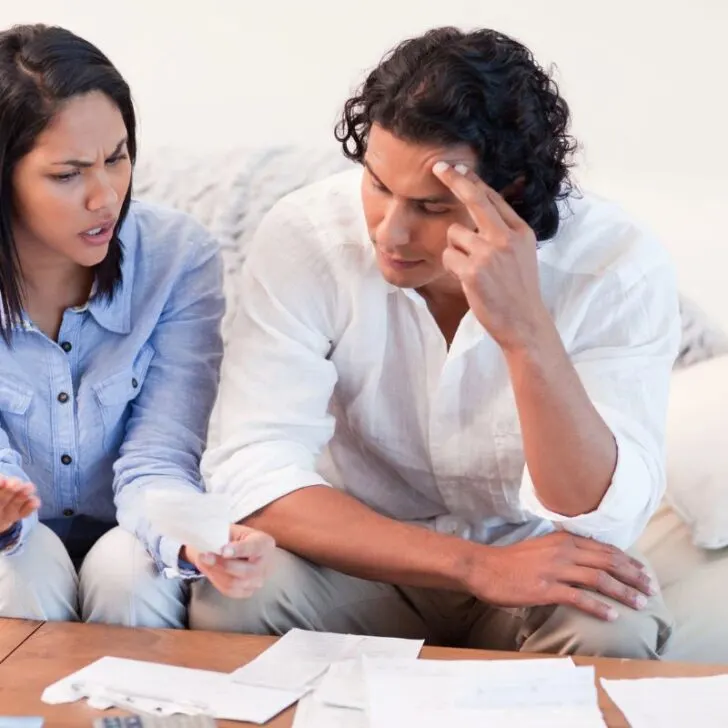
top-left (134, 146), bottom-right (728, 664)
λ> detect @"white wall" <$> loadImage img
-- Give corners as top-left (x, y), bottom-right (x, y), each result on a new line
top-left (2, 0), bottom-right (727, 326)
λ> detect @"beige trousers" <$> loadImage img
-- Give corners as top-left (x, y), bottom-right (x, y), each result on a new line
top-left (190, 547), bottom-right (673, 658)
top-left (0, 524), bottom-right (187, 628)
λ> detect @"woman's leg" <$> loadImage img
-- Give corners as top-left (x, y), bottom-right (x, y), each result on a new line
top-left (0, 523), bottom-right (78, 621)
top-left (79, 526), bottom-right (188, 628)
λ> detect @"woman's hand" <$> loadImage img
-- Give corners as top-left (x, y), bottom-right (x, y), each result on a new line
top-left (0, 477), bottom-right (40, 534)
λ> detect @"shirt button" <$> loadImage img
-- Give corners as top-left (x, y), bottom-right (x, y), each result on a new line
top-left (60, 341), bottom-right (72, 353)
top-left (131, 378), bottom-right (139, 389)
top-left (57, 392), bottom-right (70, 404)
top-left (60, 454), bottom-right (72, 465)
top-left (62, 508), bottom-right (74, 517)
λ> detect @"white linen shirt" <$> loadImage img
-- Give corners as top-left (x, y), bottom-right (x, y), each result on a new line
top-left (203, 168), bottom-right (680, 550)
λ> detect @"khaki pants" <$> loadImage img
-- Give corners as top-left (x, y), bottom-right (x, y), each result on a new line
top-left (0, 524), bottom-right (187, 628)
top-left (190, 547), bottom-right (673, 659)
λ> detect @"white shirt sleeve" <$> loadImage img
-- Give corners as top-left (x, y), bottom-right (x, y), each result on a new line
top-left (202, 200), bottom-right (340, 523)
top-left (519, 261), bottom-right (681, 549)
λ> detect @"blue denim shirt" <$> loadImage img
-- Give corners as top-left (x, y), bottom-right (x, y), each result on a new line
top-left (0, 200), bottom-right (224, 576)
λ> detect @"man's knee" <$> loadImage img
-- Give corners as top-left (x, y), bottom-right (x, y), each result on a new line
top-left (523, 598), bottom-right (671, 659)
top-left (79, 527), bottom-right (187, 629)
top-left (0, 524), bottom-right (78, 621)
top-left (189, 547), bottom-right (323, 634)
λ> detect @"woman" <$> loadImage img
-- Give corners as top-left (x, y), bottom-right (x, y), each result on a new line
top-left (0, 24), bottom-right (274, 627)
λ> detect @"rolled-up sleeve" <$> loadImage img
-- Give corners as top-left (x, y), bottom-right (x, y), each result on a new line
top-left (519, 262), bottom-right (681, 549)
top-left (113, 234), bottom-right (225, 576)
top-left (202, 201), bottom-right (339, 523)
top-left (0, 428), bottom-right (37, 555)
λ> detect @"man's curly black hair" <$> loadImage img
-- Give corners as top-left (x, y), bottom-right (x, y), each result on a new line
top-left (335, 27), bottom-right (577, 241)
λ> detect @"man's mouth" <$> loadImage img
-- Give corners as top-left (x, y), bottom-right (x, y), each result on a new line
top-left (379, 249), bottom-right (424, 269)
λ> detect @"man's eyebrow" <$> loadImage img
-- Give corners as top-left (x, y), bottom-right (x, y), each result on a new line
top-left (51, 137), bottom-right (128, 167)
top-left (364, 160), bottom-right (456, 204)
top-left (364, 161), bottom-right (388, 189)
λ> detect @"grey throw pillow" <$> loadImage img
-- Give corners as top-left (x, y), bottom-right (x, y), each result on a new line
top-left (675, 296), bottom-right (728, 369)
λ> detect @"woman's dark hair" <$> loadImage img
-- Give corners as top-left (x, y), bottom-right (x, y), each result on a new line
top-left (0, 24), bottom-right (136, 340)
top-left (335, 27), bottom-right (577, 241)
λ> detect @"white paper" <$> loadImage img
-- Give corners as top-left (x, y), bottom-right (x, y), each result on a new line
top-left (601, 674), bottom-right (728, 727)
top-left (231, 629), bottom-right (423, 692)
top-left (316, 660), bottom-right (366, 710)
top-left (42, 656), bottom-right (303, 724)
top-left (363, 657), bottom-right (606, 728)
top-left (316, 636), bottom-right (424, 709)
top-left (292, 691), bottom-right (366, 728)
top-left (144, 489), bottom-right (231, 554)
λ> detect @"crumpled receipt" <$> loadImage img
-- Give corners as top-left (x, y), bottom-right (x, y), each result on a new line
top-left (144, 489), bottom-right (232, 554)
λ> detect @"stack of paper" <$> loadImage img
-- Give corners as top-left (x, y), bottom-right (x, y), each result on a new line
top-left (231, 628), bottom-right (423, 728)
top-left (41, 631), bottom-right (422, 726)
top-left (602, 674), bottom-right (728, 727)
top-left (231, 628), bottom-right (423, 693)
top-left (42, 656), bottom-right (304, 724)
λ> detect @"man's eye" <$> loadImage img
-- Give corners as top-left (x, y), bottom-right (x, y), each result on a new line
top-left (418, 203), bottom-right (449, 215)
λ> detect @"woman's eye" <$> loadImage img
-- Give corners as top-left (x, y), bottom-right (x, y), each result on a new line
top-left (107, 154), bottom-right (129, 166)
top-left (51, 171), bottom-right (79, 183)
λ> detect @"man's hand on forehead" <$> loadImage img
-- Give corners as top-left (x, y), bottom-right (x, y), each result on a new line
top-left (431, 160), bottom-right (546, 352)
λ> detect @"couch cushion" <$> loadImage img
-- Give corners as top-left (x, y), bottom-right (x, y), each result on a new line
top-left (664, 354), bottom-right (728, 549)
top-left (674, 295), bottom-right (728, 369)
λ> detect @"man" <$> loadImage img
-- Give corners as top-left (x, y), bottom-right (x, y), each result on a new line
top-left (191, 27), bottom-right (679, 658)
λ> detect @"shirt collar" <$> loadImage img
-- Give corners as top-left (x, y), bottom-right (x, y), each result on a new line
top-left (85, 279), bottom-right (132, 334)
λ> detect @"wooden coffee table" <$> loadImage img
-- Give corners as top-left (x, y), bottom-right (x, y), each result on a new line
top-left (0, 619), bottom-right (725, 727)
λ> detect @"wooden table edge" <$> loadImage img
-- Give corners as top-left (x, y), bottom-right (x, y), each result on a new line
top-left (0, 618), bottom-right (44, 665)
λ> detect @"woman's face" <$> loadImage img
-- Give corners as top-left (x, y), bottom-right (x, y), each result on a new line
top-left (11, 91), bottom-right (132, 269)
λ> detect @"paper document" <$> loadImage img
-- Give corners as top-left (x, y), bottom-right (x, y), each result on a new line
top-left (363, 657), bottom-right (607, 728)
top-left (315, 660), bottom-right (369, 710)
top-left (42, 656), bottom-right (304, 724)
top-left (292, 691), bottom-right (366, 728)
top-left (231, 629), bottom-right (423, 692)
top-left (144, 490), bottom-right (231, 554)
top-left (315, 637), bottom-right (424, 710)
top-left (601, 674), bottom-right (728, 728)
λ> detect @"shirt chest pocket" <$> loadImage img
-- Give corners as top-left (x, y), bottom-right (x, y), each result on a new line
top-left (92, 343), bottom-right (156, 451)
top-left (0, 377), bottom-right (34, 463)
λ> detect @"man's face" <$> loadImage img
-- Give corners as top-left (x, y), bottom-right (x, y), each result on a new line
top-left (361, 123), bottom-right (478, 291)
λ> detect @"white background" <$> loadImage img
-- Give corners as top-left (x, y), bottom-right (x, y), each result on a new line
top-left (2, 0), bottom-right (727, 325)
